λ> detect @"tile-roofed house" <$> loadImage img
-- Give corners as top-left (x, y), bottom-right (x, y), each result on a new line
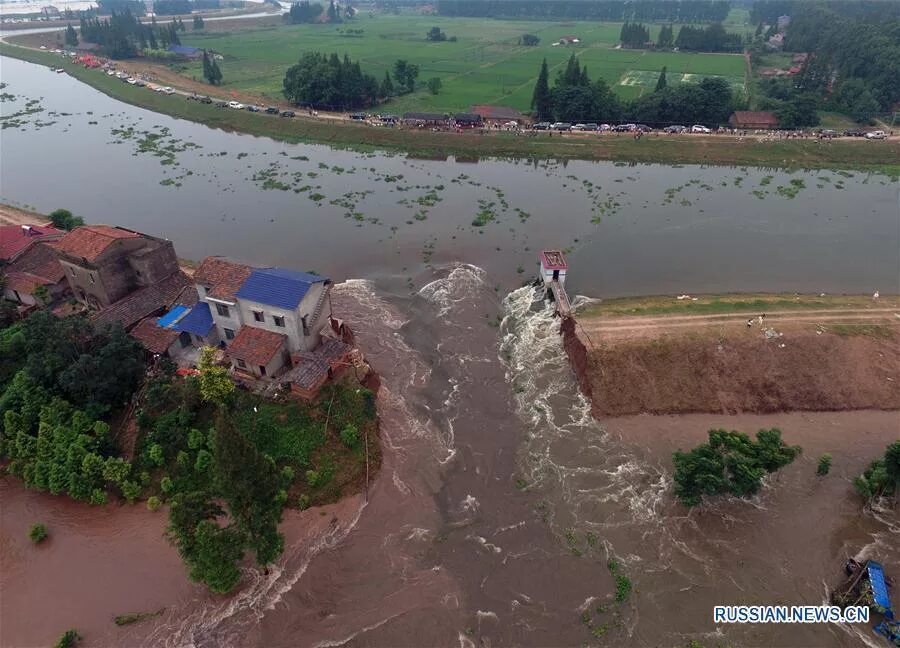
top-left (193, 257), bottom-right (253, 302)
top-left (55, 225), bottom-right (140, 262)
top-left (236, 267), bottom-right (326, 311)
top-left (227, 326), bottom-right (289, 378)
top-left (728, 111), bottom-right (779, 130)
top-left (55, 225), bottom-right (180, 309)
top-left (2, 242), bottom-right (68, 306)
top-left (469, 105), bottom-right (523, 122)
top-left (402, 112), bottom-right (448, 124)
top-left (283, 337), bottom-right (352, 399)
top-left (453, 113), bottom-right (483, 127)
top-left (0, 223), bottom-right (64, 263)
top-left (91, 270), bottom-right (192, 330)
top-left (130, 317), bottom-right (181, 354)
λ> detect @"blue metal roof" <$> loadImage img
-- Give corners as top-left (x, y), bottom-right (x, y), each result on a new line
top-left (173, 302), bottom-right (214, 337)
top-left (235, 268), bottom-right (326, 310)
top-left (157, 304), bottom-right (189, 329)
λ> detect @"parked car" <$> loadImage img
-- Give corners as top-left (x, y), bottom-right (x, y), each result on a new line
top-left (664, 125), bottom-right (687, 134)
top-left (818, 129), bottom-right (839, 138)
top-left (571, 123), bottom-right (586, 131)
top-left (691, 124), bottom-right (711, 133)
top-left (265, 106), bottom-right (279, 115)
top-left (611, 124), bottom-right (632, 132)
top-left (126, 77), bottom-right (137, 85)
top-left (228, 101), bottom-right (244, 109)
top-left (280, 110), bottom-right (295, 118)
top-left (865, 130), bottom-right (887, 140)
top-left (162, 87), bottom-right (175, 95)
top-left (532, 122), bottom-right (551, 130)
top-left (634, 124), bottom-right (652, 132)
top-left (135, 79), bottom-right (146, 87)
top-left (215, 100), bottom-right (228, 108)
top-left (844, 128), bottom-right (866, 137)
top-left (153, 85), bottom-right (165, 92)
top-left (198, 96), bottom-right (212, 104)
top-left (246, 104), bottom-right (260, 112)
top-left (582, 123), bottom-right (599, 131)
top-left (598, 124), bottom-right (611, 132)
top-left (551, 122), bottom-right (571, 131)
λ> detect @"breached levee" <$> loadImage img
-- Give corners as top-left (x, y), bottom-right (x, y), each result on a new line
top-left (561, 294), bottom-right (900, 418)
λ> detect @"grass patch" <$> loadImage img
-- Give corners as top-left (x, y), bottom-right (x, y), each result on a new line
top-left (828, 324), bottom-right (895, 339)
top-left (113, 609), bottom-right (165, 626)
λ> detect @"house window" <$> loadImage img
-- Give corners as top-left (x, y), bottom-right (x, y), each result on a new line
top-left (253, 310), bottom-right (265, 323)
top-left (216, 303), bottom-right (230, 318)
top-left (89, 273), bottom-right (96, 284)
top-left (236, 358), bottom-right (246, 368)
top-left (224, 328), bottom-right (235, 340)
top-left (273, 315), bottom-right (285, 327)
top-left (259, 365), bottom-right (267, 376)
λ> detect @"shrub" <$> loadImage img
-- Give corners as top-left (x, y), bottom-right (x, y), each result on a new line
top-left (194, 449), bottom-right (212, 473)
top-left (187, 428), bottom-right (205, 450)
top-left (148, 443), bottom-right (165, 467)
top-left (615, 574), bottom-right (632, 602)
top-left (305, 470), bottom-right (320, 487)
top-left (121, 480), bottom-right (141, 503)
top-left (29, 522), bottom-right (48, 543)
top-left (147, 496), bottom-right (162, 511)
top-left (54, 630), bottom-right (80, 648)
top-left (160, 476), bottom-right (174, 494)
top-left (340, 424), bottom-right (359, 449)
top-left (281, 465), bottom-right (295, 487)
top-left (816, 454), bottom-right (832, 476)
top-left (297, 494), bottom-right (310, 510)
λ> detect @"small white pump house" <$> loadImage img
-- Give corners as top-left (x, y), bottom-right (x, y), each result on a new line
top-left (539, 250), bottom-right (568, 287)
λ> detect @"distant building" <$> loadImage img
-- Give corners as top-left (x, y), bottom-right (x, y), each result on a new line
top-left (539, 250), bottom-right (568, 287)
top-left (767, 32), bottom-right (785, 49)
top-left (469, 105), bottom-right (523, 123)
top-left (557, 35), bottom-right (580, 45)
top-left (453, 113), bottom-right (483, 128)
top-left (777, 15), bottom-right (791, 30)
top-left (729, 111), bottom-right (779, 130)
top-left (402, 112), bottom-right (448, 126)
top-left (55, 225), bottom-right (180, 309)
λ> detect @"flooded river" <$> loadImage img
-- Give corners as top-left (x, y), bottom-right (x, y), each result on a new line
top-left (1, 56), bottom-right (899, 648)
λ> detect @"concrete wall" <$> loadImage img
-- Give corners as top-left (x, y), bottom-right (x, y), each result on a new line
top-left (230, 348), bottom-right (287, 379)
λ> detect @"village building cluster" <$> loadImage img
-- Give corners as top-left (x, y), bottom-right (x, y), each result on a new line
top-left (0, 222), bottom-right (360, 399)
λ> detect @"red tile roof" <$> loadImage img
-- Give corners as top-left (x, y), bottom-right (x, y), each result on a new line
top-left (729, 111), bottom-right (779, 127)
top-left (4, 242), bottom-right (65, 294)
top-left (130, 318), bottom-right (180, 354)
top-left (55, 225), bottom-right (140, 262)
top-left (227, 327), bottom-right (287, 366)
top-left (0, 223), bottom-right (64, 262)
top-left (193, 256), bottom-right (253, 302)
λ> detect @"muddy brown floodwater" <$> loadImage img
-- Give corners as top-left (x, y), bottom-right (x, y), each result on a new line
top-left (2, 269), bottom-right (898, 648)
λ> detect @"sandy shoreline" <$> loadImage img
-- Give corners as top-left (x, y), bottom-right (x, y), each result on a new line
top-left (0, 202), bottom-right (50, 226)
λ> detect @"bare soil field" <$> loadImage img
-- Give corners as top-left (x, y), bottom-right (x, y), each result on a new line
top-left (565, 294), bottom-right (900, 417)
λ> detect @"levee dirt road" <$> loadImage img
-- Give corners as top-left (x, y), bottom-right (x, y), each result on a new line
top-left (567, 294), bottom-right (900, 417)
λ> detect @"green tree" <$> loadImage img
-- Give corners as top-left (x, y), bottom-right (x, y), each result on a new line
top-left (673, 428), bottom-right (801, 507)
top-left (65, 24), bottom-right (79, 47)
top-left (29, 522), bottom-right (48, 543)
top-left (202, 50), bottom-right (222, 85)
top-left (212, 413), bottom-right (285, 566)
top-left (54, 630), bottom-right (81, 648)
top-left (192, 14), bottom-right (204, 30)
top-left (817, 454), bottom-right (832, 476)
top-left (655, 66), bottom-right (667, 92)
top-left (531, 58), bottom-right (552, 120)
top-left (326, 0), bottom-right (340, 23)
top-left (521, 33), bottom-right (539, 46)
top-left (854, 442), bottom-right (900, 503)
top-left (379, 70), bottom-right (394, 98)
top-left (48, 208), bottom-right (84, 231)
top-left (426, 77), bottom-right (442, 95)
top-left (392, 59), bottom-right (419, 94)
top-left (197, 346), bottom-right (234, 405)
top-left (426, 26), bottom-right (446, 41)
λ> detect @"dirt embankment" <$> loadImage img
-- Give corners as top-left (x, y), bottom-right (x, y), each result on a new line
top-left (0, 203), bottom-right (50, 227)
top-left (563, 296), bottom-right (900, 418)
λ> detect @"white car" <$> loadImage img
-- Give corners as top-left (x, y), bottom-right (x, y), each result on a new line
top-left (106, 70), bottom-right (116, 76)
top-left (154, 85), bottom-right (164, 92)
top-left (163, 87), bottom-right (175, 95)
top-left (127, 77), bottom-right (137, 85)
top-left (228, 101), bottom-right (245, 109)
top-left (691, 124), bottom-right (711, 133)
top-left (865, 130), bottom-right (887, 140)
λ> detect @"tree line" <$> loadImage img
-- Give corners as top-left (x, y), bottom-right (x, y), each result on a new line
top-left (78, 10), bottom-right (183, 58)
top-left (621, 21), bottom-right (742, 52)
top-left (531, 53), bottom-right (737, 125)
top-left (750, 0), bottom-right (900, 26)
top-left (436, 0), bottom-right (731, 22)
top-left (283, 0), bottom-right (349, 24)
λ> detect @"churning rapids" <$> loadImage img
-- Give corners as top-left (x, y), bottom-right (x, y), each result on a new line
top-left (1, 55), bottom-right (899, 647)
top-left (3, 266), bottom-right (899, 648)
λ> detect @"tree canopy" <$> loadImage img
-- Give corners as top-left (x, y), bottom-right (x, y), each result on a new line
top-left (284, 0), bottom-right (324, 24)
top-left (854, 442), bottom-right (900, 503)
top-left (672, 428), bottom-right (801, 507)
top-left (283, 52), bottom-right (380, 110)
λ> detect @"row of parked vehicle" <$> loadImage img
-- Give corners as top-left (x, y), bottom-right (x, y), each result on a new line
top-left (817, 128), bottom-right (888, 140)
top-left (184, 95), bottom-right (296, 117)
top-left (108, 69), bottom-right (175, 94)
top-left (532, 122), bottom-right (712, 133)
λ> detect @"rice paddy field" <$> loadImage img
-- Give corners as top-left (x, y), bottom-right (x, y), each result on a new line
top-left (177, 14), bottom-right (748, 112)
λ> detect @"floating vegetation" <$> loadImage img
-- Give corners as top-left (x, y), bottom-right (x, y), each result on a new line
top-left (775, 178), bottom-right (805, 199)
top-left (472, 199), bottom-right (498, 227)
top-left (760, 175), bottom-right (773, 186)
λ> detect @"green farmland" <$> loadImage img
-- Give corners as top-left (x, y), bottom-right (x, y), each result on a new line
top-left (178, 15), bottom-right (747, 113)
